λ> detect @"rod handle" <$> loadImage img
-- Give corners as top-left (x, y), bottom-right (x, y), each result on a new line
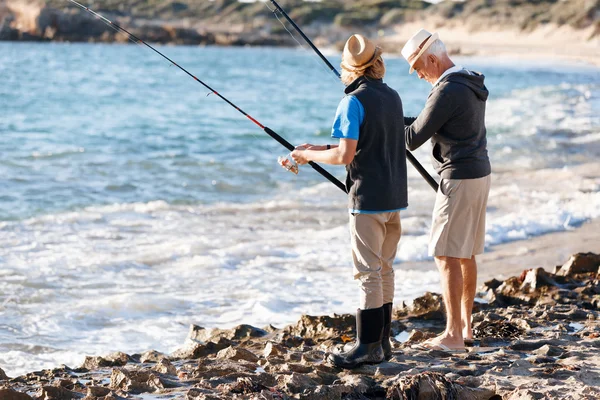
top-left (406, 151), bottom-right (439, 192)
top-left (264, 127), bottom-right (347, 193)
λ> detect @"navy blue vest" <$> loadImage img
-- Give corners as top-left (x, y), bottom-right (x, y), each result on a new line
top-left (344, 77), bottom-right (408, 212)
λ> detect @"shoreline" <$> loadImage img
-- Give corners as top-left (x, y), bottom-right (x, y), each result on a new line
top-left (1, 251), bottom-right (599, 399)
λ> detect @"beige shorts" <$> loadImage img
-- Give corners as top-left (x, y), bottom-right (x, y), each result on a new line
top-left (429, 175), bottom-right (491, 259)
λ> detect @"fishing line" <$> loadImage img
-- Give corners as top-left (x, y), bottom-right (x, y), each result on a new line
top-left (263, 1), bottom-right (339, 85)
top-left (65, 0), bottom-right (347, 193)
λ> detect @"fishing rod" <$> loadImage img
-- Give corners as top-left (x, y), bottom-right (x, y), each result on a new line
top-left (268, 0), bottom-right (440, 193)
top-left (66, 0), bottom-right (347, 194)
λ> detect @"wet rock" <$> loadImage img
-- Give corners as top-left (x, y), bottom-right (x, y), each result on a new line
top-left (299, 384), bottom-right (347, 400)
top-left (0, 388), bottom-right (34, 400)
top-left (556, 253), bottom-right (600, 277)
top-left (507, 389), bottom-right (545, 400)
top-left (226, 376), bottom-right (269, 395)
top-left (262, 342), bottom-right (286, 359)
top-left (37, 385), bottom-right (83, 399)
top-left (519, 268), bottom-right (560, 292)
top-left (277, 372), bottom-right (318, 394)
top-left (152, 358), bottom-right (177, 375)
top-left (185, 388), bottom-right (222, 400)
top-left (81, 352), bottom-right (132, 369)
top-left (532, 344), bottom-right (564, 357)
top-left (283, 314), bottom-right (355, 342)
top-left (109, 368), bottom-right (166, 394)
top-left (139, 350), bottom-right (167, 363)
top-left (398, 292), bottom-right (445, 320)
top-left (280, 363), bottom-right (313, 374)
top-left (401, 329), bottom-right (436, 346)
top-left (340, 374), bottom-right (374, 393)
top-left (509, 339), bottom-right (561, 351)
top-left (187, 324), bottom-right (267, 343)
top-left (484, 278), bottom-right (504, 291)
top-left (385, 372), bottom-right (498, 400)
top-left (216, 347), bottom-right (259, 363)
top-left (171, 338), bottom-right (231, 360)
top-left (86, 386), bottom-right (111, 397)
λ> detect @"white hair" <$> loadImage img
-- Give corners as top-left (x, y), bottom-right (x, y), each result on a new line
top-left (422, 39), bottom-right (447, 58)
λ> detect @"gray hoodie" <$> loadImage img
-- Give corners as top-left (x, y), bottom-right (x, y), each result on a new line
top-left (405, 70), bottom-right (491, 180)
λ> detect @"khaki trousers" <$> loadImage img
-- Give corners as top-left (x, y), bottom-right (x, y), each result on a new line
top-left (350, 212), bottom-right (402, 309)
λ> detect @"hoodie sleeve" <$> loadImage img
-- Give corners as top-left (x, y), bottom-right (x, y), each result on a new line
top-left (405, 88), bottom-right (456, 151)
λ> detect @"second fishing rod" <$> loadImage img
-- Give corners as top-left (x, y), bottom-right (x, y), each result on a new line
top-left (268, 0), bottom-right (439, 193)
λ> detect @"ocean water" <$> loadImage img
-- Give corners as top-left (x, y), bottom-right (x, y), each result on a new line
top-left (0, 43), bottom-right (599, 376)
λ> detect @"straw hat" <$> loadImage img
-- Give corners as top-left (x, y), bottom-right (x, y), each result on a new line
top-left (340, 34), bottom-right (383, 73)
top-left (401, 28), bottom-right (439, 74)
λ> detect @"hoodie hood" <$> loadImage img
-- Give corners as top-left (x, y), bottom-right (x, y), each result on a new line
top-left (442, 71), bottom-right (489, 101)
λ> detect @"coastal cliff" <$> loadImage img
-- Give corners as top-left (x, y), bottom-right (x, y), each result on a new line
top-left (1, 0), bottom-right (598, 47)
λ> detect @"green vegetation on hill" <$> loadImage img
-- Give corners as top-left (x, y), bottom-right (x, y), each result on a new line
top-left (430, 0), bottom-right (600, 31)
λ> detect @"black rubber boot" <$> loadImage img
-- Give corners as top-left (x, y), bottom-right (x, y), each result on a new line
top-left (327, 307), bottom-right (384, 369)
top-left (382, 302), bottom-right (393, 360)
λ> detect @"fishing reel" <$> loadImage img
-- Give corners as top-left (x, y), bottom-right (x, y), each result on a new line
top-left (277, 154), bottom-right (299, 175)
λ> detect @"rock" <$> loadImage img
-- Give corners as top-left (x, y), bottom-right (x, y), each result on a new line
top-left (340, 374), bottom-right (374, 393)
top-left (37, 385), bottom-right (83, 399)
top-left (402, 329), bottom-right (436, 346)
top-left (299, 384), bottom-right (347, 400)
top-left (277, 372), bottom-right (318, 394)
top-left (187, 324), bottom-right (267, 343)
top-left (283, 314), bottom-right (355, 342)
top-left (86, 386), bottom-right (111, 397)
top-left (140, 350), bottom-right (167, 363)
top-left (532, 344), bottom-right (564, 357)
top-left (509, 339), bottom-right (560, 351)
top-left (216, 346), bottom-right (259, 363)
top-left (399, 292), bottom-right (445, 320)
top-left (153, 358), bottom-right (177, 375)
top-left (170, 338), bottom-right (231, 359)
top-left (185, 388), bottom-right (222, 400)
top-left (519, 268), bottom-right (560, 292)
top-left (484, 278), bottom-right (504, 291)
top-left (109, 368), bottom-right (166, 394)
top-left (228, 376), bottom-right (268, 394)
top-left (262, 342), bottom-right (286, 359)
top-left (385, 372), bottom-right (499, 400)
top-left (374, 361), bottom-right (412, 376)
top-left (507, 389), bottom-right (546, 400)
top-left (0, 388), bottom-right (34, 400)
top-left (556, 253), bottom-right (600, 276)
top-left (0, 367), bottom-right (8, 380)
top-left (81, 352), bottom-right (131, 369)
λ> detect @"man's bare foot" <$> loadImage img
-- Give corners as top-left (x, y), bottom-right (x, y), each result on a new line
top-left (417, 333), bottom-right (464, 350)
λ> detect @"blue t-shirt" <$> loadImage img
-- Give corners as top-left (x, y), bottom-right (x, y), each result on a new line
top-left (331, 95), bottom-right (364, 140)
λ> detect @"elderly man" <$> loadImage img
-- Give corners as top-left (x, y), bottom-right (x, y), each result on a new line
top-left (291, 34), bottom-right (407, 368)
top-left (401, 29), bottom-right (491, 351)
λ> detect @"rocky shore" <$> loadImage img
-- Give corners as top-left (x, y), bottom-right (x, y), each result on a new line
top-left (1, 252), bottom-right (599, 399)
top-left (1, 0), bottom-right (598, 63)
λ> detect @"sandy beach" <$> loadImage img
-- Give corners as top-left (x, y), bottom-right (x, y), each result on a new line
top-left (381, 19), bottom-right (600, 67)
